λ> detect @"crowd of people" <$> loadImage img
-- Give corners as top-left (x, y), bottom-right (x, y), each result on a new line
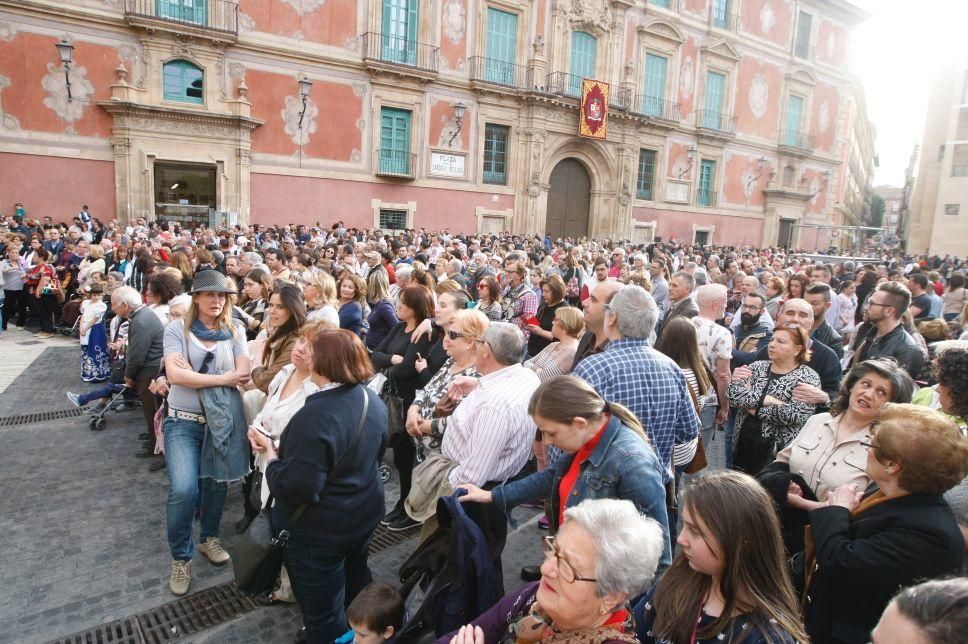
top-left (2, 208), bottom-right (968, 644)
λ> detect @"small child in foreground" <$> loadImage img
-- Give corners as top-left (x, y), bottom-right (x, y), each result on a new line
top-left (336, 581), bottom-right (405, 644)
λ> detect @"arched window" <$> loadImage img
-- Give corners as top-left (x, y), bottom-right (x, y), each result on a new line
top-left (163, 60), bottom-right (204, 104)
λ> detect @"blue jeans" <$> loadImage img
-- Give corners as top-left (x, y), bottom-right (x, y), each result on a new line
top-left (723, 408), bottom-right (737, 469)
top-left (283, 534), bottom-right (373, 644)
top-left (699, 402), bottom-right (718, 449)
top-left (78, 384), bottom-right (127, 406)
top-left (164, 417), bottom-right (228, 561)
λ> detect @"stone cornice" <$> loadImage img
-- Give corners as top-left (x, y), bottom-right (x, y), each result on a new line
top-left (98, 100), bottom-right (262, 133)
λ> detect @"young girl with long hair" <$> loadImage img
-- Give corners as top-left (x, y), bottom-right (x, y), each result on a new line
top-left (635, 470), bottom-right (807, 643)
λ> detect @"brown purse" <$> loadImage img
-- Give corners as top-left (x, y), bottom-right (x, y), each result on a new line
top-left (683, 384), bottom-right (708, 474)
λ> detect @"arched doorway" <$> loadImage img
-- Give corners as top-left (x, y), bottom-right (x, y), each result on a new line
top-left (546, 159), bottom-right (591, 240)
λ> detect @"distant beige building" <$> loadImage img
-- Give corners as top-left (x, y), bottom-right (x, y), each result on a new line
top-left (873, 184), bottom-right (902, 237)
top-left (906, 60), bottom-right (968, 257)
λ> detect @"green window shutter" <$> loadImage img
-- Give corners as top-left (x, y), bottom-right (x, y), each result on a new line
top-left (381, 0), bottom-right (417, 64)
top-left (568, 31), bottom-right (597, 96)
top-left (163, 60), bottom-right (204, 104)
top-left (712, 0), bottom-right (729, 28)
top-left (785, 95), bottom-right (804, 145)
top-left (380, 108), bottom-right (412, 175)
top-left (698, 159), bottom-right (715, 207)
top-left (650, 0), bottom-right (670, 7)
top-left (483, 123), bottom-right (510, 185)
top-left (642, 54), bottom-right (668, 116)
top-left (795, 11), bottom-right (812, 57)
top-left (485, 8), bottom-right (517, 84)
top-left (702, 71), bottom-right (726, 128)
top-left (636, 149), bottom-right (656, 200)
top-left (156, 0), bottom-right (207, 25)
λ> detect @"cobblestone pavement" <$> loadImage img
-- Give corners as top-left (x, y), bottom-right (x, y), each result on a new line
top-left (0, 344), bottom-right (544, 643)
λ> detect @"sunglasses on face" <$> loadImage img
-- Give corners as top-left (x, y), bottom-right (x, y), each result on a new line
top-left (446, 330), bottom-right (466, 341)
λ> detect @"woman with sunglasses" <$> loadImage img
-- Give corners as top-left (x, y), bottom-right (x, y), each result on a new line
top-left (473, 275), bottom-right (502, 321)
top-left (757, 358), bottom-right (914, 555)
top-left (443, 499), bottom-right (665, 644)
top-left (162, 271), bottom-right (251, 597)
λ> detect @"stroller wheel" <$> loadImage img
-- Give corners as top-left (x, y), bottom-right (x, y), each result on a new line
top-left (90, 417), bottom-right (106, 431)
top-left (379, 464), bottom-right (391, 484)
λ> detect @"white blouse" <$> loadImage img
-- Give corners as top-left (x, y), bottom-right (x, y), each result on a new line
top-left (776, 412), bottom-right (871, 500)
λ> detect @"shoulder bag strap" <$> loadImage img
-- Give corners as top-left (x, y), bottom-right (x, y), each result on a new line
top-left (272, 387), bottom-right (371, 533)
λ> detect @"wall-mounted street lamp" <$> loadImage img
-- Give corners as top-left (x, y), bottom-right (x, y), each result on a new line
top-left (448, 102), bottom-right (467, 146)
top-left (746, 156), bottom-right (767, 191)
top-left (55, 39), bottom-right (74, 102)
top-left (297, 75), bottom-right (313, 129)
top-left (809, 169), bottom-right (832, 198)
top-left (678, 146), bottom-right (697, 179)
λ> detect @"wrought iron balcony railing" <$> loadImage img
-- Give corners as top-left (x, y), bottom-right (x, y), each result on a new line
top-left (375, 149), bottom-right (416, 179)
top-left (124, 0), bottom-right (238, 35)
top-left (362, 32), bottom-right (439, 75)
top-left (633, 95), bottom-right (682, 123)
top-left (468, 57), bottom-right (530, 90)
top-left (696, 109), bottom-right (736, 134)
top-left (710, 9), bottom-right (740, 31)
top-left (546, 72), bottom-right (585, 99)
top-left (696, 188), bottom-right (718, 208)
top-left (779, 128), bottom-right (814, 152)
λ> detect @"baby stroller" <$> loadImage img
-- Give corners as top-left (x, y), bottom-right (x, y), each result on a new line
top-left (394, 491), bottom-right (502, 644)
top-left (88, 384), bottom-right (137, 431)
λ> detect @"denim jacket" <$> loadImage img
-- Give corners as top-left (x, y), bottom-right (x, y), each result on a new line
top-left (490, 415), bottom-right (671, 567)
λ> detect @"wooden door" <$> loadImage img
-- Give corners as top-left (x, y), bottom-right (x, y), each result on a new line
top-left (546, 159), bottom-right (591, 241)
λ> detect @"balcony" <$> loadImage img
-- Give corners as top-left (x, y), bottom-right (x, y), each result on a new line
top-left (696, 109), bottom-right (736, 140)
top-left (696, 188), bottom-right (718, 208)
top-left (545, 72), bottom-right (584, 99)
top-left (710, 10), bottom-right (739, 31)
top-left (123, 0), bottom-right (238, 40)
top-left (375, 149), bottom-right (416, 180)
top-left (609, 87), bottom-right (631, 111)
top-left (633, 95), bottom-right (681, 124)
top-left (361, 32), bottom-right (439, 81)
top-left (468, 57), bottom-right (531, 93)
top-left (779, 128), bottom-right (814, 156)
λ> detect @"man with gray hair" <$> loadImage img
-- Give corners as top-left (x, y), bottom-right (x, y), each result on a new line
top-left (573, 285), bottom-right (700, 502)
top-left (111, 285), bottom-right (165, 466)
top-left (443, 322), bottom-right (540, 589)
top-left (655, 271), bottom-right (698, 340)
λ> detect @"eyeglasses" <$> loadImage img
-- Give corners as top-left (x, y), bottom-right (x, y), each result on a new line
top-left (541, 536), bottom-right (597, 584)
top-left (741, 304), bottom-right (763, 311)
top-left (446, 330), bottom-right (466, 341)
top-left (866, 301), bottom-right (891, 309)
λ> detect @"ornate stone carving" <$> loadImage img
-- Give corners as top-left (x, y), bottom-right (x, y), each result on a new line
top-left (171, 39), bottom-right (200, 63)
top-left (760, 3), bottom-right (776, 34)
top-left (282, 95), bottom-right (317, 146)
top-left (236, 148), bottom-right (252, 163)
top-left (112, 138), bottom-right (130, 154)
top-left (216, 55), bottom-right (228, 100)
top-left (679, 56), bottom-right (694, 98)
top-left (0, 74), bottom-right (20, 131)
top-left (282, 0), bottom-right (326, 15)
top-left (238, 13), bottom-right (256, 33)
top-left (356, 117), bottom-right (366, 131)
top-left (351, 149), bottom-right (362, 163)
top-left (748, 73), bottom-right (768, 119)
top-left (533, 35), bottom-right (545, 57)
top-left (566, 0), bottom-right (611, 34)
top-left (344, 35), bottom-right (362, 53)
top-left (228, 62), bottom-right (246, 79)
top-left (443, 0), bottom-right (466, 44)
top-left (527, 182), bottom-right (542, 199)
top-left (237, 79), bottom-right (249, 99)
top-left (42, 62), bottom-right (95, 127)
top-left (351, 81), bottom-right (368, 97)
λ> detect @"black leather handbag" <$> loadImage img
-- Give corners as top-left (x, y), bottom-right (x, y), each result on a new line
top-left (379, 374), bottom-right (408, 437)
top-left (233, 389), bottom-right (370, 596)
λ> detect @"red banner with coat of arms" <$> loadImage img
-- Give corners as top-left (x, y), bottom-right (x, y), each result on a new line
top-left (579, 79), bottom-right (609, 140)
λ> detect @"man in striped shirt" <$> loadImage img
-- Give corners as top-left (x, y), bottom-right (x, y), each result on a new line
top-left (443, 322), bottom-right (540, 589)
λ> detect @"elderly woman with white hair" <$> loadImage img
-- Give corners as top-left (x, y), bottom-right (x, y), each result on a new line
top-left (442, 498), bottom-right (665, 644)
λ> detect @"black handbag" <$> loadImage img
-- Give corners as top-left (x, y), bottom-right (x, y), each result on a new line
top-left (233, 389), bottom-right (370, 596)
top-left (379, 373), bottom-right (408, 437)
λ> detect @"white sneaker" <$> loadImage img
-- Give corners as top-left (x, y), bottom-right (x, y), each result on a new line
top-left (169, 559), bottom-right (191, 596)
top-left (199, 537), bottom-right (231, 566)
top-left (67, 392), bottom-right (82, 408)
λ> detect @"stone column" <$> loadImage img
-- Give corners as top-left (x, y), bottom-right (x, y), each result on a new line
top-left (514, 125), bottom-right (548, 235)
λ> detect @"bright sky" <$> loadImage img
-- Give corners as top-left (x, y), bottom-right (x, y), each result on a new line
top-left (850, 0), bottom-right (968, 186)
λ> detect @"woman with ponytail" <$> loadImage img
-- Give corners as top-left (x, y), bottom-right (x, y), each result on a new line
top-left (458, 375), bottom-right (672, 571)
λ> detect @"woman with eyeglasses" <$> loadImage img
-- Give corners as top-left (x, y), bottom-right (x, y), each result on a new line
top-left (161, 271), bottom-right (251, 597)
top-left (442, 498), bottom-right (665, 644)
top-left (635, 471), bottom-right (808, 644)
top-left (757, 358), bottom-right (914, 555)
top-left (802, 404), bottom-right (968, 644)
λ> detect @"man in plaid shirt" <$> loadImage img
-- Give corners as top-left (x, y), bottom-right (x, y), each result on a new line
top-left (573, 284), bottom-right (700, 486)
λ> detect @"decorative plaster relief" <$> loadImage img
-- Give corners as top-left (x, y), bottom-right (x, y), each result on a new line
top-left (42, 63), bottom-right (95, 127)
top-left (356, 118), bottom-right (366, 131)
top-left (760, 4), bottom-right (775, 34)
top-left (0, 74), bottom-right (20, 130)
top-left (228, 62), bottom-right (246, 79)
top-left (818, 102), bottom-right (830, 133)
top-left (282, 0), bottom-right (326, 15)
top-left (809, 176), bottom-right (820, 204)
top-left (748, 73), bottom-right (768, 119)
top-left (351, 149), bottom-right (362, 163)
top-left (566, 0), bottom-right (612, 34)
top-left (344, 35), bottom-right (362, 53)
top-left (680, 57), bottom-right (694, 98)
top-left (238, 13), bottom-right (256, 33)
top-left (282, 95), bottom-right (318, 146)
top-left (352, 82), bottom-right (368, 97)
top-left (0, 21), bottom-right (17, 42)
top-left (443, 0), bottom-right (466, 44)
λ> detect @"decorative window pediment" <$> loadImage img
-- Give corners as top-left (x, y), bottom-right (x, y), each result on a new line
top-left (785, 67), bottom-right (817, 89)
top-left (555, 0), bottom-right (612, 37)
top-left (700, 39), bottom-right (740, 63)
top-left (637, 19), bottom-right (685, 45)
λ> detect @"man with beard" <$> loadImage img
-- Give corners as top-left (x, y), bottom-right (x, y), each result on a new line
top-left (849, 281), bottom-right (925, 379)
top-left (730, 292), bottom-right (773, 368)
